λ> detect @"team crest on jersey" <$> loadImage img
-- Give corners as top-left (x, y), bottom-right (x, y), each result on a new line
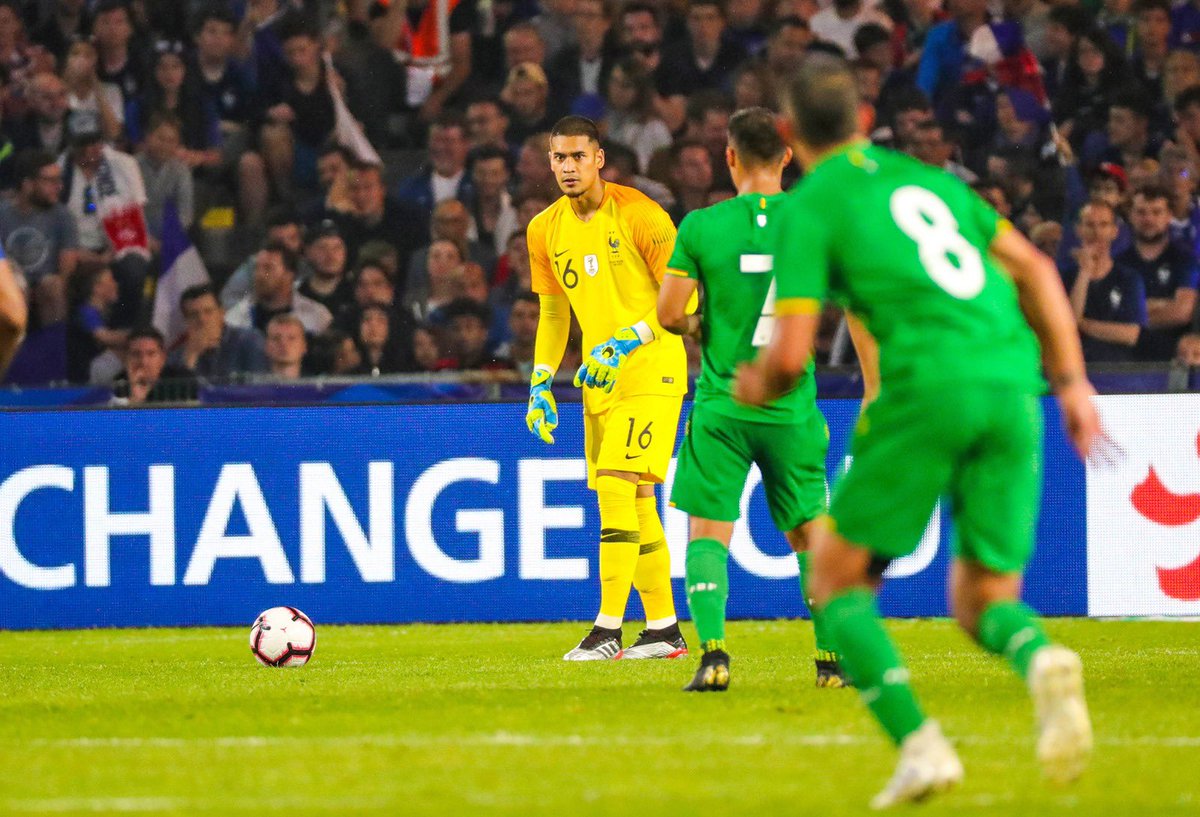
top-left (1110, 289), bottom-right (1122, 310)
top-left (1158, 266), bottom-right (1171, 285)
top-left (584, 254), bottom-right (599, 276)
top-left (607, 232), bottom-right (624, 265)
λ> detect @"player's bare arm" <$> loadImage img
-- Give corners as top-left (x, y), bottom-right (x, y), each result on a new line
top-left (0, 258), bottom-right (28, 377)
top-left (732, 306), bottom-right (820, 407)
top-left (657, 272), bottom-right (700, 337)
top-left (844, 312), bottom-right (879, 407)
top-left (989, 227), bottom-right (1101, 459)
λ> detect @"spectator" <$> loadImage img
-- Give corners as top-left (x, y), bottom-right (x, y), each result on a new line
top-left (1042, 6), bottom-right (1088, 99)
top-left (136, 114), bottom-right (194, 245)
top-left (501, 62), bottom-right (555, 147)
top-left (302, 142), bottom-right (356, 224)
top-left (92, 0), bottom-right (145, 114)
top-left (299, 220), bottom-right (355, 317)
top-left (907, 120), bottom-right (978, 182)
top-left (618, 2), bottom-right (665, 77)
top-left (335, 160), bottom-right (429, 288)
top-left (502, 19), bottom-right (547, 74)
top-left (1005, 0), bottom-right (1052, 62)
top-left (406, 236), bottom-right (465, 323)
top-left (66, 264), bottom-right (125, 383)
top-left (547, 0), bottom-right (617, 108)
top-left (309, 327), bottom-right (361, 375)
top-left (1116, 183), bottom-right (1199, 359)
top-left (113, 326), bottom-right (196, 404)
top-left (513, 131), bottom-right (556, 199)
top-left (260, 13), bottom-right (337, 198)
top-left (891, 0), bottom-right (948, 73)
top-left (10, 72), bottom-right (70, 154)
top-left (1131, 0), bottom-right (1171, 101)
top-left (1067, 199), bottom-right (1148, 362)
top-left (61, 39), bottom-right (123, 143)
top-left (657, 0), bottom-right (747, 128)
top-left (466, 99), bottom-right (511, 154)
top-left (412, 321), bottom-right (444, 371)
top-left (854, 24), bottom-right (893, 75)
top-left (726, 0), bottom-right (771, 56)
top-left (1083, 89), bottom-right (1161, 170)
top-left (605, 58), bottom-right (672, 173)
top-left (599, 141), bottom-right (674, 208)
top-left (1172, 0), bottom-right (1200, 50)
top-left (128, 41), bottom-right (219, 170)
top-left (343, 260), bottom-right (398, 324)
top-left (467, 145), bottom-right (518, 258)
top-left (1031, 220), bottom-right (1064, 258)
top-left (395, 112), bottom-right (473, 213)
top-left (410, 197), bottom-right (495, 285)
top-left (226, 241), bottom-right (333, 335)
top-left (762, 16), bottom-right (811, 91)
top-left (242, 0), bottom-right (289, 97)
top-left (668, 139), bottom-right (714, 225)
top-left (493, 290), bottom-right (538, 377)
top-left (1163, 50), bottom-right (1200, 119)
top-left (192, 5), bottom-right (268, 227)
top-left (916, 0), bottom-right (989, 112)
top-left (264, 313), bottom-right (307, 379)
top-left (810, 0), bottom-right (892, 58)
top-left (170, 283), bottom-right (267, 378)
top-left (34, 0), bottom-right (91, 63)
top-left (731, 60), bottom-right (777, 112)
top-left (391, 0), bottom-right (474, 124)
top-left (0, 149), bottom-right (78, 323)
top-left (533, 0), bottom-right (578, 64)
top-left (441, 297), bottom-right (511, 370)
top-left (1054, 27), bottom-right (1132, 149)
top-left (354, 302), bottom-right (413, 374)
top-left (220, 206), bottom-right (309, 310)
top-left (990, 88), bottom-right (1051, 157)
top-left (61, 114), bottom-right (151, 327)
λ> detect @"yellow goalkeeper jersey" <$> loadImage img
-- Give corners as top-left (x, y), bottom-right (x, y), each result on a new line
top-left (528, 182), bottom-right (688, 415)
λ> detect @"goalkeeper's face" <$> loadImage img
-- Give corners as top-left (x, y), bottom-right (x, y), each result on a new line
top-left (549, 135), bottom-right (605, 198)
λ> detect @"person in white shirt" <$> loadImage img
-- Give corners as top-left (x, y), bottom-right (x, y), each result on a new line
top-left (809, 0), bottom-right (892, 57)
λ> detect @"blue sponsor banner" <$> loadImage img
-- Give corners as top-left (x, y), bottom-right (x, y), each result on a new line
top-left (0, 399), bottom-right (1087, 630)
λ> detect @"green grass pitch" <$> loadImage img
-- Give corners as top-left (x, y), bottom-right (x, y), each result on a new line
top-left (1, 619), bottom-right (1197, 816)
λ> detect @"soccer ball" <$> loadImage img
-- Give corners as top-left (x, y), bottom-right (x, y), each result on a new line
top-left (249, 606), bottom-right (316, 667)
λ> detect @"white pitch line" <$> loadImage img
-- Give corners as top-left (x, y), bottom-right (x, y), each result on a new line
top-left (6, 733), bottom-right (1200, 750)
top-left (9, 732), bottom-right (865, 750)
top-left (1, 796), bottom-right (391, 813)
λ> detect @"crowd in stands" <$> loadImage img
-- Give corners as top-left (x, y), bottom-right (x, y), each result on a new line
top-left (0, 0), bottom-right (1199, 400)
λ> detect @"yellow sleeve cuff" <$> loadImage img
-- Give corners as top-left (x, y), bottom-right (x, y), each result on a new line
top-left (774, 297), bottom-right (822, 317)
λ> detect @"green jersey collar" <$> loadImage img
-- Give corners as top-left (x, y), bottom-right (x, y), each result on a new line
top-left (809, 139), bottom-right (874, 174)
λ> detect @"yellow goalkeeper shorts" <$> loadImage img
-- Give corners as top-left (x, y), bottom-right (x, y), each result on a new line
top-left (584, 394), bottom-right (683, 489)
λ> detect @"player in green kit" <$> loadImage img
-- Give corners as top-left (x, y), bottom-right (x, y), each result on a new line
top-left (735, 59), bottom-right (1104, 808)
top-left (657, 107), bottom-right (870, 692)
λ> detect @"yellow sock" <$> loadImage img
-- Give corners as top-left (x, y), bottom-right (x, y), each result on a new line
top-left (633, 494), bottom-right (677, 628)
top-left (596, 475), bottom-right (640, 628)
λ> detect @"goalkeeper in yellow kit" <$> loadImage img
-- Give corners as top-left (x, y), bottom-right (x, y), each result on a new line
top-left (525, 115), bottom-right (690, 660)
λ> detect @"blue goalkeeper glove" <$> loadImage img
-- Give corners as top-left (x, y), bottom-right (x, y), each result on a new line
top-left (574, 325), bottom-right (647, 393)
top-left (525, 367), bottom-right (558, 444)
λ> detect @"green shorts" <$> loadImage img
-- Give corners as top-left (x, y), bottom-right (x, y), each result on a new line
top-left (670, 405), bottom-right (829, 531)
top-left (830, 386), bottom-right (1043, 574)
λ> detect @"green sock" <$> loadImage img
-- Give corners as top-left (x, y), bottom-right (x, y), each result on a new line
top-left (977, 600), bottom-right (1052, 679)
top-left (685, 538), bottom-right (729, 650)
top-left (823, 589), bottom-right (926, 745)
top-left (797, 551), bottom-right (837, 657)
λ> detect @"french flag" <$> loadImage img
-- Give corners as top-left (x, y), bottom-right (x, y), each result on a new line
top-left (152, 201), bottom-right (209, 347)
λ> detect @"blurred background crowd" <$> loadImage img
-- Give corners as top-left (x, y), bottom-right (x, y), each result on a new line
top-left (0, 0), bottom-right (1198, 402)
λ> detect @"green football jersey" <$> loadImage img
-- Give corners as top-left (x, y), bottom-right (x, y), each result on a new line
top-left (773, 143), bottom-right (1042, 393)
top-left (668, 192), bottom-right (817, 423)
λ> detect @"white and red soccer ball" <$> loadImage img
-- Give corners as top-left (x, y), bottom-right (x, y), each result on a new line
top-left (249, 606), bottom-right (316, 667)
